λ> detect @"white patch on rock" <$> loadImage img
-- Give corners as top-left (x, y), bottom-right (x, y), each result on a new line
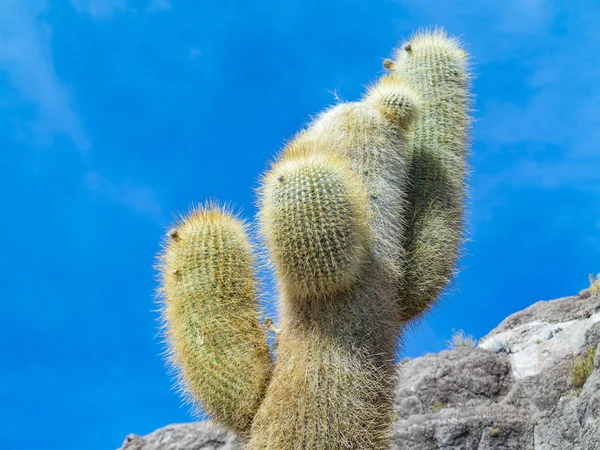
top-left (478, 312), bottom-right (600, 379)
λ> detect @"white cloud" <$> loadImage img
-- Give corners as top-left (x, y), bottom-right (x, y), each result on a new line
top-left (86, 172), bottom-right (162, 218)
top-left (0, 0), bottom-right (89, 150)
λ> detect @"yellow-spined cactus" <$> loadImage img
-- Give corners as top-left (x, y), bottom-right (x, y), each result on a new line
top-left (260, 148), bottom-right (372, 300)
top-left (390, 29), bottom-right (472, 324)
top-left (158, 207), bottom-right (272, 437)
top-left (157, 28), bottom-right (472, 449)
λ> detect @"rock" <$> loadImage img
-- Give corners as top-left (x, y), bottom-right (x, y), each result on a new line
top-left (120, 294), bottom-right (600, 450)
top-left (119, 423), bottom-right (241, 450)
top-left (390, 404), bottom-right (534, 449)
top-left (394, 347), bottom-right (513, 417)
top-left (478, 295), bottom-right (600, 379)
top-left (585, 321), bottom-right (600, 347)
top-left (579, 288), bottom-right (591, 299)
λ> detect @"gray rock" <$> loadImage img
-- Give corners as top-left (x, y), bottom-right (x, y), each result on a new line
top-left (119, 423), bottom-right (241, 450)
top-left (482, 295), bottom-right (599, 337)
top-left (579, 288), bottom-right (591, 299)
top-left (395, 347), bottom-right (512, 417)
top-left (119, 294), bottom-right (600, 450)
top-left (391, 405), bottom-right (534, 449)
top-left (585, 321), bottom-right (600, 348)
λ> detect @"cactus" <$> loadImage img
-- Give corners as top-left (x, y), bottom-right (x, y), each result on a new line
top-left (158, 207), bottom-right (273, 437)
top-left (259, 149), bottom-right (372, 299)
top-left (389, 30), bottom-right (472, 324)
top-left (157, 29), bottom-right (471, 449)
top-left (589, 274), bottom-right (600, 295)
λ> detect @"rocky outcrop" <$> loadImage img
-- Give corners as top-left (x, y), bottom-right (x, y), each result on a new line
top-left (120, 422), bottom-right (241, 450)
top-left (120, 293), bottom-right (600, 449)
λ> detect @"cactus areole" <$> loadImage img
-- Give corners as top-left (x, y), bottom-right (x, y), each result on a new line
top-left (157, 29), bottom-right (472, 449)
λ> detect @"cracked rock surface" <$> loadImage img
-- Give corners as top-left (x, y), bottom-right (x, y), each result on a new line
top-left (120, 294), bottom-right (600, 450)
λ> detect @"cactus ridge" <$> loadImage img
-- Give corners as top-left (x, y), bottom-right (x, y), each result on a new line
top-left (157, 28), bottom-right (472, 449)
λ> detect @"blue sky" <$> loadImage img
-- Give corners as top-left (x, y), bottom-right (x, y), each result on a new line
top-left (1, 1), bottom-right (599, 449)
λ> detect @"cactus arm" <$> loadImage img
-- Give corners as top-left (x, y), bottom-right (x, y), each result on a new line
top-left (158, 206), bottom-right (272, 437)
top-left (391, 29), bottom-right (472, 324)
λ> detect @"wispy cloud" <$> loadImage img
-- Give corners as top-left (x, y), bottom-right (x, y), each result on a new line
top-left (149, 0), bottom-right (171, 12)
top-left (399, 1), bottom-right (600, 194)
top-left (476, 5), bottom-right (600, 192)
top-left (395, 0), bottom-right (555, 63)
top-left (504, 159), bottom-right (600, 191)
top-left (85, 172), bottom-right (162, 218)
top-left (71, 0), bottom-right (172, 18)
top-left (0, 0), bottom-right (89, 150)
top-left (70, 0), bottom-right (127, 19)
top-left (189, 47), bottom-right (202, 61)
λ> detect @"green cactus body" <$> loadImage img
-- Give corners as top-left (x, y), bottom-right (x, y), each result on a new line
top-left (158, 207), bottom-right (272, 437)
top-left (391, 30), bottom-right (471, 323)
top-left (157, 29), bottom-right (471, 450)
